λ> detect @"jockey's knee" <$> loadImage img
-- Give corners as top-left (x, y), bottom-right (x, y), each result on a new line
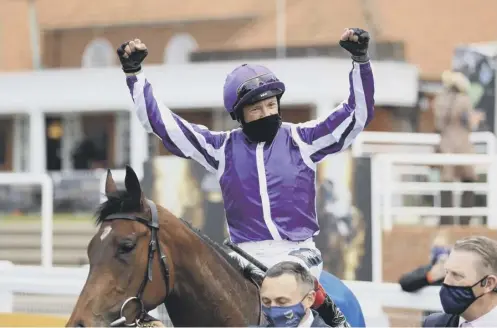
top-left (284, 248), bottom-right (323, 279)
top-left (278, 255), bottom-right (322, 281)
top-left (309, 262), bottom-right (323, 281)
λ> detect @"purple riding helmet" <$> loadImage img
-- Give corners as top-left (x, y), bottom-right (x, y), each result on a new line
top-left (223, 64), bottom-right (286, 121)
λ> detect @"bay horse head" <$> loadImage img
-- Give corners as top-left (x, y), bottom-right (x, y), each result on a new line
top-left (66, 165), bottom-right (262, 327)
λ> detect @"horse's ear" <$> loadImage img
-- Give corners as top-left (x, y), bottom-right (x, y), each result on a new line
top-left (124, 165), bottom-right (149, 212)
top-left (105, 169), bottom-right (118, 195)
top-left (124, 165), bottom-right (142, 197)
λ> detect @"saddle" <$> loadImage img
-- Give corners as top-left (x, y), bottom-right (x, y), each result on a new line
top-left (224, 239), bottom-right (268, 271)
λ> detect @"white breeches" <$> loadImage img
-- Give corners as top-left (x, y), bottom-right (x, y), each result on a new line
top-left (229, 238), bottom-right (323, 280)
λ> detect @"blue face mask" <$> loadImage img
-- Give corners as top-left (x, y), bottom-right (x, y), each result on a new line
top-left (439, 276), bottom-right (488, 315)
top-left (262, 302), bottom-right (306, 327)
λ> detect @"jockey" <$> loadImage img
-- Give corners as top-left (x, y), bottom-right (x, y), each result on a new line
top-left (117, 27), bottom-right (374, 326)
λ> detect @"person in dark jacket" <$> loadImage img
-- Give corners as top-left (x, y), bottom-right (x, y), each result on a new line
top-left (399, 246), bottom-right (450, 292)
top-left (260, 261), bottom-right (349, 327)
top-left (398, 231), bottom-right (451, 322)
top-left (423, 236), bottom-right (497, 327)
top-left (399, 231), bottom-right (451, 291)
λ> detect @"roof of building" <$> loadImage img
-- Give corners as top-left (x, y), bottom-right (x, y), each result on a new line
top-left (3, 0), bottom-right (497, 79)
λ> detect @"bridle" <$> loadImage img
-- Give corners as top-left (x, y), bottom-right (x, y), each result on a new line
top-left (102, 198), bottom-right (262, 327)
top-left (104, 199), bottom-right (171, 327)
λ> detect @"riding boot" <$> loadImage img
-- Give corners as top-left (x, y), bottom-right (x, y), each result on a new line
top-left (312, 279), bottom-right (350, 327)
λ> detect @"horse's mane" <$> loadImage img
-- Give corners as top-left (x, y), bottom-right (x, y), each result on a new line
top-left (181, 219), bottom-right (263, 285)
top-left (96, 190), bottom-right (138, 225)
top-left (95, 190), bottom-right (262, 286)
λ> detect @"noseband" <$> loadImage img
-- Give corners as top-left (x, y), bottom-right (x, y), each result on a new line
top-left (103, 199), bottom-right (171, 327)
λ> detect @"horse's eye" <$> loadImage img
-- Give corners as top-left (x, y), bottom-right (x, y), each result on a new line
top-left (118, 240), bottom-right (136, 253)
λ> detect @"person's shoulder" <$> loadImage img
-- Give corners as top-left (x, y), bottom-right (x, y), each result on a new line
top-left (228, 127), bottom-right (243, 136)
top-left (422, 312), bottom-right (459, 327)
top-left (310, 310), bottom-right (331, 327)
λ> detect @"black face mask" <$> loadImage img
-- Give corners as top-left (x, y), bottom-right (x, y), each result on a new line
top-left (439, 276), bottom-right (489, 315)
top-left (242, 114), bottom-right (282, 143)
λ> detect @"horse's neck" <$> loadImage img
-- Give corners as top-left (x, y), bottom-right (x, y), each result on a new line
top-left (163, 230), bottom-right (260, 326)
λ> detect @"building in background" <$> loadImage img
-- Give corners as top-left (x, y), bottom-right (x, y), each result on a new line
top-left (0, 0), bottom-right (418, 174)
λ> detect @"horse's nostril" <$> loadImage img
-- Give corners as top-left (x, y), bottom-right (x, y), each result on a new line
top-left (76, 320), bottom-right (85, 327)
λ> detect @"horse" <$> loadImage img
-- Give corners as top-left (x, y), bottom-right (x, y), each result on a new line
top-left (67, 165), bottom-right (365, 327)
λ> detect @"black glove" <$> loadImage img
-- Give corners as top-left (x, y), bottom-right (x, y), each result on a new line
top-left (339, 28), bottom-right (370, 63)
top-left (117, 41), bottom-right (148, 74)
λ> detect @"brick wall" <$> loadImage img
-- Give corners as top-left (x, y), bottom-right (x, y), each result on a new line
top-left (42, 20), bottom-right (249, 68)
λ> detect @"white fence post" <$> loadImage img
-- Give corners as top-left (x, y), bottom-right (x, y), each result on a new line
top-left (0, 173), bottom-right (53, 267)
top-left (41, 174), bottom-right (54, 268)
top-left (352, 131), bottom-right (497, 156)
top-left (0, 261), bottom-right (13, 312)
top-left (372, 153), bottom-right (497, 230)
top-left (383, 160), bottom-right (394, 232)
top-left (488, 161), bottom-right (497, 229)
top-left (370, 156), bottom-right (383, 283)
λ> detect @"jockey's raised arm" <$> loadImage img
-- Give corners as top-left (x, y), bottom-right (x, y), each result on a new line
top-left (117, 28), bottom-right (372, 327)
top-left (294, 61), bottom-right (374, 163)
top-left (125, 71), bottom-right (227, 174)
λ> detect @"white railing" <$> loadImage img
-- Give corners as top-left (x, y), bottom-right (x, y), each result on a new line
top-left (0, 261), bottom-right (160, 319)
top-left (375, 153), bottom-right (497, 230)
top-left (0, 173), bottom-right (53, 268)
top-left (353, 132), bottom-right (497, 215)
top-left (370, 153), bottom-right (497, 282)
top-left (352, 131), bottom-right (497, 156)
top-left (0, 261), bottom-right (442, 327)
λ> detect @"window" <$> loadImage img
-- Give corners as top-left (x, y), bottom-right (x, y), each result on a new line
top-left (0, 130), bottom-right (5, 166)
top-left (81, 38), bottom-right (115, 68)
top-left (78, 114), bottom-right (115, 169)
top-left (164, 33), bottom-right (198, 64)
top-left (0, 118), bottom-right (13, 170)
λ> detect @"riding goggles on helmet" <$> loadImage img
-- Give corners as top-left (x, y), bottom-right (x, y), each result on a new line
top-left (234, 73), bottom-right (283, 111)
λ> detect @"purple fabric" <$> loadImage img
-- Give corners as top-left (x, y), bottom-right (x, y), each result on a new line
top-left (296, 66), bottom-right (355, 144)
top-left (220, 133), bottom-right (275, 242)
top-left (126, 75), bottom-right (138, 99)
top-left (223, 64), bottom-right (285, 112)
top-left (360, 63), bottom-right (375, 126)
top-left (220, 126), bottom-right (319, 243)
top-left (310, 115), bottom-right (356, 163)
top-left (126, 62), bottom-right (374, 243)
top-left (297, 105), bottom-right (352, 145)
top-left (264, 127), bottom-right (319, 241)
top-left (170, 115), bottom-right (220, 169)
top-left (127, 75), bottom-right (226, 170)
top-left (142, 82), bottom-right (187, 158)
top-left (295, 62), bottom-right (374, 162)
